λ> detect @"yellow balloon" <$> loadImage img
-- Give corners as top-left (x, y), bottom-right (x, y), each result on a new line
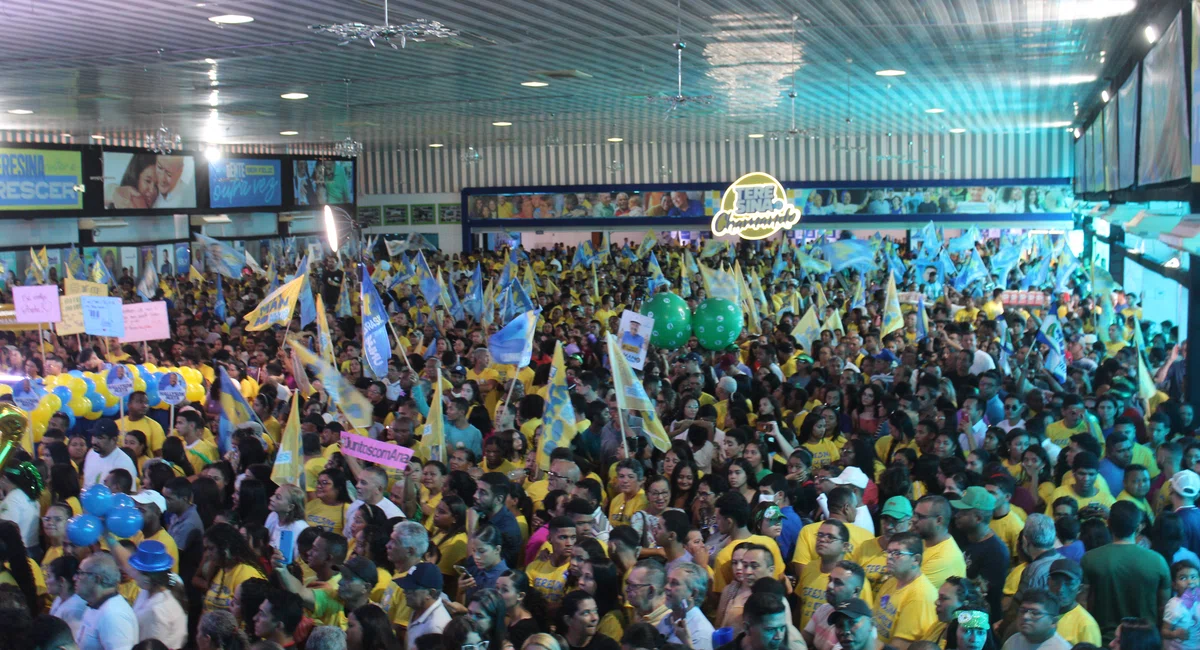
top-left (41, 393), bottom-right (62, 413)
top-left (67, 376), bottom-right (87, 399)
top-left (31, 419), bottom-right (47, 439)
top-left (183, 367), bottom-right (203, 384)
top-left (104, 393), bottom-right (119, 408)
top-left (0, 385), bottom-right (11, 397)
top-left (68, 395), bottom-right (91, 416)
top-left (43, 375), bottom-right (59, 388)
top-left (125, 364), bottom-right (140, 380)
top-left (83, 408), bottom-right (101, 420)
top-left (185, 383), bottom-right (205, 403)
top-left (31, 403), bottom-right (52, 425)
top-left (133, 378), bottom-right (147, 393)
top-left (144, 363), bottom-right (158, 373)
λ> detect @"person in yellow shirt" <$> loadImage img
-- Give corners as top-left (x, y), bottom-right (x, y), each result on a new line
top-left (199, 523), bottom-right (266, 612)
top-left (913, 496), bottom-right (967, 589)
top-left (873, 531), bottom-right (939, 647)
top-left (1044, 396), bottom-right (1101, 450)
top-left (608, 460), bottom-right (647, 527)
top-left (711, 493), bottom-right (786, 592)
top-left (525, 516), bottom-right (576, 606)
top-left (984, 475), bottom-right (1026, 564)
top-left (130, 490), bottom-right (180, 572)
top-left (793, 488), bottom-right (875, 574)
top-left (796, 520), bottom-right (874, 631)
top-left (1044, 452), bottom-right (1115, 515)
top-left (1047, 558), bottom-right (1101, 646)
top-left (176, 410), bottom-right (218, 475)
top-left (1116, 464), bottom-right (1155, 524)
top-left (953, 296), bottom-right (981, 323)
top-left (800, 407), bottom-right (841, 469)
top-left (118, 391), bottom-right (166, 456)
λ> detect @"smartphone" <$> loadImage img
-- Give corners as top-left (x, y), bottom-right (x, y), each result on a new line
top-left (453, 565), bottom-right (468, 576)
top-left (280, 529), bottom-right (295, 565)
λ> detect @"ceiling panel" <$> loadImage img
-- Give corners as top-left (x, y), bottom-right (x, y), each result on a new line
top-left (0, 0), bottom-right (1162, 149)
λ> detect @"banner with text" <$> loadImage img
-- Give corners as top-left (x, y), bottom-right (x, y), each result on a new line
top-left (0, 148), bottom-right (83, 210)
top-left (209, 158), bottom-right (283, 208)
top-left (339, 432), bottom-right (415, 470)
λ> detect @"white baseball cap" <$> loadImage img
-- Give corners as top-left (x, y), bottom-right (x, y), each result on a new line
top-left (830, 466), bottom-right (869, 490)
top-left (131, 489), bottom-right (167, 513)
top-left (1172, 470), bottom-right (1200, 499)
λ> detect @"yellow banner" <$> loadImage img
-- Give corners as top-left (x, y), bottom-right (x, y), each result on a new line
top-left (64, 277), bottom-right (108, 297)
top-left (244, 275), bottom-right (304, 331)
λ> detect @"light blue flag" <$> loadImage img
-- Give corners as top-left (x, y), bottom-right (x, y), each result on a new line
top-left (215, 274), bottom-right (227, 322)
top-left (990, 246), bottom-right (1022, 286)
top-left (291, 255), bottom-right (316, 329)
top-left (1021, 255), bottom-right (1051, 290)
top-left (447, 279), bottom-right (466, 322)
top-left (502, 279), bottom-right (535, 324)
top-left (1054, 247), bottom-right (1081, 294)
top-left (1036, 315), bottom-right (1068, 382)
top-left (136, 251), bottom-right (158, 301)
top-left (915, 221), bottom-right (940, 253)
top-left (461, 263), bottom-right (484, 321)
top-left (953, 249), bottom-right (989, 292)
top-left (821, 239), bottom-right (875, 273)
top-left (771, 240), bottom-right (788, 279)
top-left (915, 294), bottom-right (929, 340)
top-left (415, 252), bottom-right (443, 308)
top-left (423, 337), bottom-right (439, 360)
top-left (67, 246), bottom-right (87, 280)
top-left (621, 244), bottom-right (638, 261)
top-left (217, 367), bottom-right (262, 453)
top-left (947, 226), bottom-right (980, 253)
top-left (646, 252), bottom-right (671, 294)
top-left (360, 265), bottom-right (391, 378)
top-left (489, 309), bottom-right (540, 367)
top-left (887, 248), bottom-right (907, 284)
top-left (194, 233), bottom-right (245, 279)
top-left (90, 256), bottom-right (116, 286)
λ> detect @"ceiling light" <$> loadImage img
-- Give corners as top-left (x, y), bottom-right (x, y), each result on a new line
top-left (949, 128), bottom-right (966, 134)
top-left (1028, 74), bottom-right (1098, 86)
top-left (279, 130), bottom-right (299, 136)
top-left (208, 90), bottom-right (220, 107)
top-left (428, 143), bottom-right (444, 148)
top-left (1166, 255), bottom-right (1182, 269)
top-left (1101, 89), bottom-right (1111, 102)
top-left (875, 69), bottom-right (906, 77)
top-left (90, 135), bottom-right (105, 140)
top-left (1074, 128), bottom-right (1081, 138)
top-left (60, 133), bottom-right (72, 138)
top-left (607, 137), bottom-right (624, 143)
top-left (204, 58), bottom-right (217, 64)
top-left (6, 109), bottom-right (32, 115)
top-left (520, 81), bottom-right (548, 87)
top-left (748, 133), bottom-right (765, 138)
top-left (924, 108), bottom-right (945, 114)
top-left (204, 145), bottom-right (223, 161)
top-left (1045, 121), bottom-right (1073, 128)
top-left (1058, 1), bottom-right (1135, 20)
top-left (208, 14), bottom-right (254, 24)
top-left (1145, 25), bottom-right (1159, 44)
top-left (492, 121), bottom-right (512, 127)
top-left (280, 92), bottom-right (309, 100)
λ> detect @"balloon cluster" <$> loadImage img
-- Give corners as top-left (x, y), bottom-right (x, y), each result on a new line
top-left (0, 364), bottom-right (206, 439)
top-left (640, 293), bottom-right (744, 352)
top-left (66, 484), bottom-right (144, 545)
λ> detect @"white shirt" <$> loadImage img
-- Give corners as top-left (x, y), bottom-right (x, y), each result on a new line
top-left (657, 606), bottom-right (715, 650)
top-left (153, 179), bottom-right (195, 209)
top-left (76, 593), bottom-right (139, 650)
top-left (265, 512), bottom-right (309, 560)
top-left (0, 487), bottom-right (39, 547)
top-left (853, 504), bottom-right (876, 535)
top-left (81, 448), bottom-right (138, 490)
top-left (134, 590), bottom-right (187, 649)
top-left (50, 593), bottom-right (88, 637)
top-left (406, 598), bottom-right (451, 650)
top-left (342, 496), bottom-right (404, 539)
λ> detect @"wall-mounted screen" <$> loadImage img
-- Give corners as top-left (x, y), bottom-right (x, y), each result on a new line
top-left (103, 152), bottom-right (197, 209)
top-left (1090, 112), bottom-right (1105, 192)
top-left (1139, 10), bottom-right (1189, 186)
top-left (1118, 65), bottom-right (1139, 189)
top-left (0, 148), bottom-right (83, 210)
top-left (1103, 100), bottom-right (1118, 191)
top-left (293, 160), bottom-right (355, 205)
top-left (1074, 131), bottom-right (1087, 194)
top-left (209, 158), bottom-right (282, 208)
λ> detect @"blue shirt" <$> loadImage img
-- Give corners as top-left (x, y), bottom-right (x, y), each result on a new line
top-left (484, 506), bottom-right (523, 569)
top-left (1176, 506), bottom-right (1200, 554)
top-left (779, 506), bottom-right (804, 561)
top-left (445, 421), bottom-right (483, 457)
top-left (462, 557), bottom-right (510, 600)
top-left (1097, 459), bottom-right (1126, 501)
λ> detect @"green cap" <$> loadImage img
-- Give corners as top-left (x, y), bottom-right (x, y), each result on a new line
top-left (957, 609), bottom-right (989, 630)
top-left (950, 486), bottom-right (996, 512)
top-left (880, 496), bottom-right (913, 519)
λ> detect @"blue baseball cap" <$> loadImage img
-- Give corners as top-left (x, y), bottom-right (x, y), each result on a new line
top-left (395, 562), bottom-right (443, 592)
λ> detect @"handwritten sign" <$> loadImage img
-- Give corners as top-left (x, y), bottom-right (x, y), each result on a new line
top-left (119, 301), bottom-right (170, 342)
top-left (64, 278), bottom-right (108, 297)
top-left (0, 304), bottom-right (39, 332)
top-left (339, 432), bottom-right (415, 470)
top-left (80, 296), bottom-right (125, 337)
top-left (13, 285), bottom-right (61, 323)
top-left (56, 295), bottom-right (85, 335)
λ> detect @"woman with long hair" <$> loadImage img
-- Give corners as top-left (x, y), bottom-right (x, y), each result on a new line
top-left (567, 537), bottom-right (607, 589)
top-left (799, 407), bottom-right (841, 469)
top-left (0, 520), bottom-right (38, 614)
top-left (839, 435), bottom-right (881, 504)
top-left (265, 483), bottom-right (309, 559)
top-left (660, 441), bottom-right (694, 484)
top-left (1151, 513), bottom-right (1200, 567)
top-left (1021, 445), bottom-right (1055, 512)
top-left (851, 385), bottom-right (886, 437)
top-left (192, 476), bottom-right (223, 530)
top-left (347, 603), bottom-right (402, 650)
top-left (306, 467), bottom-right (353, 533)
top-left (196, 522), bottom-right (266, 613)
top-left (669, 458), bottom-right (699, 511)
top-left (578, 558), bottom-right (621, 635)
top-left (233, 478), bottom-right (270, 529)
top-left (431, 495), bottom-right (469, 598)
top-left (160, 437), bottom-right (194, 477)
top-left (743, 440), bottom-right (773, 483)
top-left (39, 502), bottom-right (72, 571)
top-left (201, 461), bottom-right (236, 510)
top-left (124, 431), bottom-right (153, 478)
top-left (48, 463), bottom-right (82, 515)
top-left (467, 588), bottom-right (512, 650)
top-left (715, 544), bottom-right (751, 630)
top-left (726, 458), bottom-right (760, 506)
top-left (557, 590), bottom-right (607, 648)
top-left (197, 610), bottom-right (250, 650)
top-left (496, 569), bottom-right (545, 650)
top-left (347, 503), bottom-right (389, 557)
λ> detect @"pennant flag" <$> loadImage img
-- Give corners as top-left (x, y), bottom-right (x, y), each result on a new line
top-left (886, 247), bottom-right (907, 284)
top-left (698, 264), bottom-right (741, 303)
top-left (423, 337), bottom-right (439, 361)
top-left (814, 281), bottom-right (829, 311)
top-left (414, 252), bottom-right (443, 308)
top-left (521, 264), bottom-right (539, 299)
top-left (26, 247), bottom-right (45, 284)
top-left (646, 252), bottom-right (671, 294)
top-left (500, 279), bottom-right (535, 325)
top-left (215, 274), bottom-right (228, 323)
top-left (194, 233), bottom-right (246, 279)
top-left (700, 239), bottom-right (727, 259)
top-left (218, 367), bottom-right (263, 453)
top-left (244, 275), bottom-right (305, 331)
top-left (915, 294), bottom-right (930, 340)
top-left (850, 278), bottom-right (866, 310)
top-left (420, 369), bottom-right (446, 462)
top-left (1036, 315), bottom-right (1068, 383)
top-left (821, 239), bottom-right (875, 273)
top-left (297, 265), bottom-right (316, 329)
top-left (360, 266), bottom-right (392, 378)
top-left (315, 295), bottom-right (337, 366)
top-left (636, 230), bottom-right (657, 260)
top-left (335, 276), bottom-right (353, 318)
top-left (953, 249), bottom-right (989, 292)
top-left (538, 341), bottom-right (578, 470)
top-left (1021, 254), bottom-right (1051, 290)
top-left (881, 273), bottom-right (904, 338)
top-left (1136, 340), bottom-right (1159, 400)
top-left (735, 262), bottom-right (761, 335)
top-left (67, 247), bottom-right (86, 280)
top-left (605, 333), bottom-right (671, 452)
top-left (290, 340), bottom-right (374, 428)
top-left (271, 392), bottom-right (303, 487)
top-left (791, 305), bottom-right (821, 351)
top-left (137, 251), bottom-right (159, 301)
top-left (916, 221), bottom-right (940, 252)
top-left (947, 226), bottom-right (980, 253)
top-left (990, 245), bottom-right (1022, 284)
top-left (488, 310), bottom-right (539, 367)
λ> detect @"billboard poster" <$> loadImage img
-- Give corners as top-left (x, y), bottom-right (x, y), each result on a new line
top-left (103, 152), bottom-right (197, 209)
top-left (0, 148), bottom-right (83, 210)
top-left (209, 158), bottom-right (283, 208)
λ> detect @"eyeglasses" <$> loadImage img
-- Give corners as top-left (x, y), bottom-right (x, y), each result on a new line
top-left (1018, 607), bottom-right (1049, 620)
top-left (42, 515), bottom-right (66, 524)
top-left (316, 480), bottom-right (333, 487)
top-left (625, 582), bottom-right (653, 593)
top-left (546, 471), bottom-right (566, 479)
top-left (885, 550), bottom-right (917, 558)
top-left (815, 533), bottom-right (845, 543)
top-left (462, 642), bottom-right (490, 650)
top-left (648, 490), bottom-right (671, 498)
top-left (75, 570), bottom-right (101, 581)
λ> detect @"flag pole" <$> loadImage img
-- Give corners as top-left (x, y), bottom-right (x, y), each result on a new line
top-left (618, 406), bottom-right (630, 458)
top-left (502, 376), bottom-right (518, 411)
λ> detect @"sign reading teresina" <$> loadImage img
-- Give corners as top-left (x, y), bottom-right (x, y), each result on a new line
top-left (710, 172), bottom-right (801, 239)
top-left (0, 148), bottom-right (83, 210)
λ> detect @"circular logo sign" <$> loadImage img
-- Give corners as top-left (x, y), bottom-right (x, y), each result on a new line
top-left (710, 172), bottom-right (802, 240)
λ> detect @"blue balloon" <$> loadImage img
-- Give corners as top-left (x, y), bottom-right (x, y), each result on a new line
top-left (87, 392), bottom-right (104, 412)
top-left (62, 411), bottom-right (76, 428)
top-left (83, 378), bottom-right (97, 393)
top-left (144, 376), bottom-right (160, 406)
top-left (81, 485), bottom-right (115, 517)
top-left (111, 493), bottom-right (136, 511)
top-left (66, 514), bottom-right (104, 546)
top-left (53, 386), bottom-right (72, 405)
top-left (68, 370), bottom-right (84, 378)
top-left (102, 403), bottom-right (119, 417)
top-left (105, 506), bottom-right (144, 538)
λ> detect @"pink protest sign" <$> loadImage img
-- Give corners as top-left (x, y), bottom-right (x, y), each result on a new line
top-left (13, 285), bottom-right (61, 323)
top-left (339, 432), bottom-right (415, 470)
top-left (119, 301), bottom-right (170, 342)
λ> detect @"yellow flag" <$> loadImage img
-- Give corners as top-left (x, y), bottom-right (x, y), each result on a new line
top-left (482, 279), bottom-right (495, 327)
top-left (881, 273), bottom-right (903, 338)
top-left (315, 294), bottom-right (336, 366)
top-left (814, 282), bottom-right (829, 311)
top-left (271, 391), bottom-right (302, 486)
top-left (537, 342), bottom-right (578, 470)
top-left (522, 265), bottom-right (538, 299)
top-left (290, 340), bottom-right (374, 428)
top-left (792, 305), bottom-right (821, 351)
top-left (823, 306), bottom-right (846, 335)
top-left (244, 275), bottom-right (305, 331)
top-left (591, 263), bottom-right (600, 304)
top-left (734, 262), bottom-right (761, 335)
top-left (420, 369), bottom-right (445, 462)
top-left (605, 333), bottom-right (671, 452)
top-left (699, 264), bottom-right (740, 303)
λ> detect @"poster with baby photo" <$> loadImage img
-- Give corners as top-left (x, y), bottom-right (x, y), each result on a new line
top-left (102, 152), bottom-right (197, 209)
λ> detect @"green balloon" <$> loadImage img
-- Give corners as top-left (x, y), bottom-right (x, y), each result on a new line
top-left (692, 298), bottom-right (743, 351)
top-left (640, 292), bottom-right (692, 350)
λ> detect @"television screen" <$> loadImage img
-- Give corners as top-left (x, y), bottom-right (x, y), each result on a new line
top-left (209, 158), bottom-right (282, 208)
top-left (103, 152), bottom-right (197, 209)
top-left (1074, 132), bottom-right (1087, 194)
top-left (1139, 10), bottom-right (1189, 185)
top-left (1103, 100), bottom-right (1118, 191)
top-left (0, 148), bottom-right (83, 211)
top-left (1090, 111), bottom-right (1105, 192)
top-left (1118, 65), bottom-right (1139, 189)
top-left (293, 160), bottom-right (355, 205)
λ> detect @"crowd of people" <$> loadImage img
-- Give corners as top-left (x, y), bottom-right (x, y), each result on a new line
top-left (0, 229), bottom-right (1188, 650)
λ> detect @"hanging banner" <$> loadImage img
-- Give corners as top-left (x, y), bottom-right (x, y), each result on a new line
top-left (710, 172), bottom-right (802, 240)
top-left (0, 148), bottom-right (83, 210)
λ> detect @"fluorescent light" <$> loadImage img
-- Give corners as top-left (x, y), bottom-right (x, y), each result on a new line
top-left (607, 137), bottom-right (624, 143)
top-left (1145, 25), bottom-right (1159, 44)
top-left (279, 130), bottom-right (299, 136)
top-left (324, 205), bottom-right (339, 253)
top-left (60, 133), bottom-right (72, 138)
top-left (1058, 1), bottom-right (1135, 20)
top-left (6, 109), bottom-right (32, 115)
top-left (204, 146), bottom-right (222, 161)
top-left (949, 128), bottom-right (966, 134)
top-left (90, 134), bottom-right (105, 140)
top-left (1101, 89), bottom-right (1111, 102)
top-left (747, 133), bottom-right (765, 138)
top-left (520, 81), bottom-right (548, 87)
top-left (924, 108), bottom-right (945, 114)
top-left (492, 121), bottom-right (512, 127)
top-left (1044, 121), bottom-right (1073, 128)
top-left (1028, 74), bottom-right (1098, 86)
top-left (875, 69), bottom-right (906, 77)
top-left (1166, 255), bottom-right (1182, 269)
top-left (208, 14), bottom-right (254, 24)
top-left (1074, 128), bottom-right (1081, 138)
top-left (280, 92), bottom-right (309, 100)
top-left (204, 58), bottom-right (217, 64)
top-left (428, 143), bottom-right (444, 148)
top-left (208, 90), bottom-right (220, 107)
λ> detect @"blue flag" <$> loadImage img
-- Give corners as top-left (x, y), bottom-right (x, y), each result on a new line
top-left (461, 263), bottom-right (484, 321)
top-left (501, 279), bottom-right (535, 324)
top-left (953, 249), bottom-right (989, 292)
top-left (646, 252), bottom-right (671, 294)
top-left (414, 252), bottom-right (442, 308)
top-left (194, 233), bottom-right (246, 279)
top-left (217, 367), bottom-right (262, 454)
top-left (1036, 315), bottom-right (1068, 383)
top-left (215, 274), bottom-right (227, 322)
top-left (360, 265), bottom-right (391, 378)
top-left (915, 294), bottom-right (929, 340)
top-left (489, 310), bottom-right (539, 367)
top-left (821, 239), bottom-right (875, 273)
top-left (947, 226), bottom-right (980, 254)
top-left (423, 337), bottom-right (439, 360)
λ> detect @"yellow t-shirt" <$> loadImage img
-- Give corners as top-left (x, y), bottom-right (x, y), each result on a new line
top-left (482, 458), bottom-right (521, 476)
top-left (40, 545), bottom-right (64, 574)
top-left (186, 439), bottom-right (220, 475)
top-left (526, 558), bottom-right (571, 605)
top-left (1004, 563), bottom-right (1026, 596)
top-left (306, 500), bottom-right (348, 533)
top-left (1044, 485), bottom-right (1115, 515)
top-left (792, 521), bottom-right (874, 568)
top-left (953, 307), bottom-right (980, 323)
top-left (304, 456), bottom-right (328, 494)
top-left (851, 537), bottom-right (889, 589)
top-left (608, 490), bottom-right (647, 527)
top-left (369, 567), bottom-right (391, 603)
top-left (1132, 443), bottom-right (1161, 479)
top-left (525, 480), bottom-right (550, 511)
top-left (989, 509), bottom-right (1026, 563)
top-left (920, 537), bottom-right (967, 589)
top-left (132, 528), bottom-right (180, 573)
top-left (1, 558), bottom-right (49, 597)
top-left (434, 531), bottom-right (469, 578)
top-left (873, 575), bottom-right (938, 644)
top-left (204, 563), bottom-right (264, 612)
top-left (1057, 605), bottom-right (1102, 646)
top-left (1116, 492), bottom-right (1155, 524)
top-left (803, 439), bottom-right (841, 469)
top-left (119, 416), bottom-right (166, 455)
top-left (1044, 418), bottom-right (1100, 451)
top-left (797, 561), bottom-right (874, 630)
top-left (713, 534), bottom-right (786, 592)
top-left (420, 489), bottom-right (443, 532)
top-left (380, 568), bottom-right (416, 630)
